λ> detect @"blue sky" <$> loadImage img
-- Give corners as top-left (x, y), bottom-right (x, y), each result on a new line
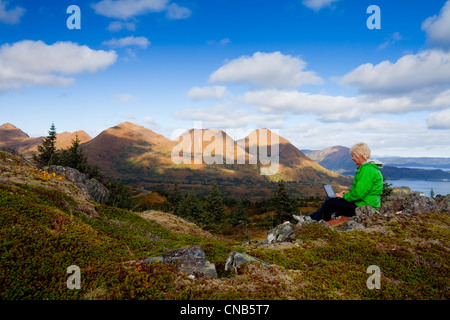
top-left (1, 0), bottom-right (450, 157)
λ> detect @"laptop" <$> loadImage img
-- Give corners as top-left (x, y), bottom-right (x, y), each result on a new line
top-left (323, 184), bottom-right (335, 198)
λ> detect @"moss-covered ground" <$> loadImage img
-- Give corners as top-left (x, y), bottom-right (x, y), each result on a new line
top-left (1, 179), bottom-right (449, 300)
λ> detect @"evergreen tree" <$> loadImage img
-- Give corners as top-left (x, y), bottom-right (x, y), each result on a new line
top-left (168, 180), bottom-right (183, 212)
top-left (33, 123), bottom-right (58, 167)
top-left (229, 200), bottom-right (250, 227)
top-left (271, 180), bottom-right (297, 224)
top-left (205, 182), bottom-right (225, 224)
top-left (105, 180), bottom-right (133, 209)
top-left (176, 190), bottom-right (206, 224)
top-left (59, 134), bottom-right (89, 173)
top-left (430, 188), bottom-right (435, 199)
top-left (381, 178), bottom-right (393, 202)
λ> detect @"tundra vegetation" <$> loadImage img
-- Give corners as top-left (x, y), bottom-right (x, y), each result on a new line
top-left (0, 142), bottom-right (449, 300)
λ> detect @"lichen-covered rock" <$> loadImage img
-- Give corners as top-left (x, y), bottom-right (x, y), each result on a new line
top-left (342, 220), bottom-right (365, 231)
top-left (224, 251), bottom-right (270, 272)
top-left (261, 221), bottom-right (295, 244)
top-left (435, 194), bottom-right (450, 212)
top-left (44, 165), bottom-right (110, 204)
top-left (143, 245), bottom-right (217, 279)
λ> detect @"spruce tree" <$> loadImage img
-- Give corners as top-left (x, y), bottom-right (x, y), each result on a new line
top-left (168, 180), bottom-right (183, 212)
top-left (271, 180), bottom-right (297, 224)
top-left (381, 178), bottom-right (393, 202)
top-left (229, 200), bottom-right (249, 227)
top-left (176, 190), bottom-right (206, 224)
top-left (205, 182), bottom-right (224, 224)
top-left (59, 134), bottom-right (89, 173)
top-left (33, 122), bottom-right (58, 167)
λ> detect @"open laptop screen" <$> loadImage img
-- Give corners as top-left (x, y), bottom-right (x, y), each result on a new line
top-left (323, 184), bottom-right (335, 198)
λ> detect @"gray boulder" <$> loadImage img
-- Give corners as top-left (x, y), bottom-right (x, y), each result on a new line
top-left (44, 165), bottom-right (110, 204)
top-left (388, 193), bottom-right (437, 215)
top-left (261, 221), bottom-right (295, 244)
top-left (224, 251), bottom-right (270, 272)
top-left (435, 194), bottom-right (450, 212)
top-left (143, 245), bottom-right (217, 279)
top-left (342, 220), bottom-right (365, 231)
top-left (350, 205), bottom-right (379, 224)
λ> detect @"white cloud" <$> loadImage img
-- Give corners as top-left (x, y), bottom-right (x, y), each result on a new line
top-left (102, 36), bottom-right (150, 48)
top-left (209, 51), bottom-right (323, 88)
top-left (302, 0), bottom-right (339, 12)
top-left (142, 116), bottom-right (156, 125)
top-left (92, 0), bottom-right (168, 19)
top-left (116, 93), bottom-right (135, 103)
top-left (107, 20), bottom-right (137, 32)
top-left (0, 0), bottom-right (24, 24)
top-left (92, 0), bottom-right (190, 20)
top-left (165, 3), bottom-right (191, 20)
top-left (422, 0), bottom-right (450, 48)
top-left (427, 109), bottom-right (450, 129)
top-left (188, 86), bottom-right (229, 100)
top-left (207, 38), bottom-right (231, 46)
top-left (378, 32), bottom-right (403, 50)
top-left (0, 40), bottom-right (117, 92)
top-left (175, 104), bottom-right (285, 129)
top-left (339, 49), bottom-right (450, 95)
top-left (243, 88), bottom-right (449, 123)
top-left (284, 118), bottom-right (449, 157)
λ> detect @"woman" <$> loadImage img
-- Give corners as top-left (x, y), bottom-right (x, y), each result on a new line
top-left (309, 142), bottom-right (384, 221)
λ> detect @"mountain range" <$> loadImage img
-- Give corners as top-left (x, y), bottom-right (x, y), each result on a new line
top-left (0, 122), bottom-right (351, 200)
top-left (0, 123), bottom-right (91, 155)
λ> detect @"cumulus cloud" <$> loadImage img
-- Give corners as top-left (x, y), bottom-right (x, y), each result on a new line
top-left (243, 88), bottom-right (450, 123)
top-left (0, 40), bottom-right (117, 92)
top-left (102, 36), bottom-right (150, 48)
top-left (0, 0), bottom-right (24, 24)
top-left (427, 109), bottom-right (450, 129)
top-left (339, 49), bottom-right (450, 95)
top-left (92, 0), bottom-right (190, 20)
top-left (175, 104), bottom-right (285, 129)
top-left (284, 118), bottom-right (447, 157)
top-left (107, 20), bottom-right (137, 32)
top-left (188, 86), bottom-right (229, 100)
top-left (422, 0), bottom-right (450, 48)
top-left (165, 3), bottom-right (191, 20)
top-left (302, 0), bottom-right (339, 12)
top-left (209, 51), bottom-right (323, 89)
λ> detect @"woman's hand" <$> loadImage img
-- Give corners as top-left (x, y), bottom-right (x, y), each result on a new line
top-left (335, 191), bottom-right (349, 198)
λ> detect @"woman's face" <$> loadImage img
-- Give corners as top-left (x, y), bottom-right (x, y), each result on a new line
top-left (351, 153), bottom-right (365, 166)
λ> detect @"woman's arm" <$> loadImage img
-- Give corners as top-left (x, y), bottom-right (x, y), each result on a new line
top-left (342, 166), bottom-right (374, 202)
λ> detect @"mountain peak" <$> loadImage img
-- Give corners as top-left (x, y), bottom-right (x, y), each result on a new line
top-left (114, 122), bottom-right (146, 130)
top-left (0, 123), bottom-right (30, 141)
top-left (0, 123), bottom-right (19, 130)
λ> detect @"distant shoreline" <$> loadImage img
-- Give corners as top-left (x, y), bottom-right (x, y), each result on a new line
top-left (387, 179), bottom-right (450, 196)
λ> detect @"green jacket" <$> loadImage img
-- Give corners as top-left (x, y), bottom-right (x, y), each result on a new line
top-left (343, 159), bottom-right (384, 210)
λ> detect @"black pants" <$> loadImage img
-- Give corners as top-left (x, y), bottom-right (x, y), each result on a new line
top-left (309, 198), bottom-right (357, 221)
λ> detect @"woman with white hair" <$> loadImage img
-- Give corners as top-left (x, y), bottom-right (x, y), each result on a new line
top-left (308, 142), bottom-right (384, 221)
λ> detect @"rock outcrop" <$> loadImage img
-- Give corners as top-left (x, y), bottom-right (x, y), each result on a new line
top-left (44, 165), bottom-right (110, 204)
top-left (384, 193), bottom-right (449, 215)
top-left (261, 221), bottom-right (296, 244)
top-left (287, 194), bottom-right (450, 234)
top-left (225, 251), bottom-right (270, 272)
top-left (143, 245), bottom-right (218, 279)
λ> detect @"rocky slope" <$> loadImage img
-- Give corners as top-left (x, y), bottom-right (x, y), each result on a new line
top-left (1, 147), bottom-right (449, 300)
